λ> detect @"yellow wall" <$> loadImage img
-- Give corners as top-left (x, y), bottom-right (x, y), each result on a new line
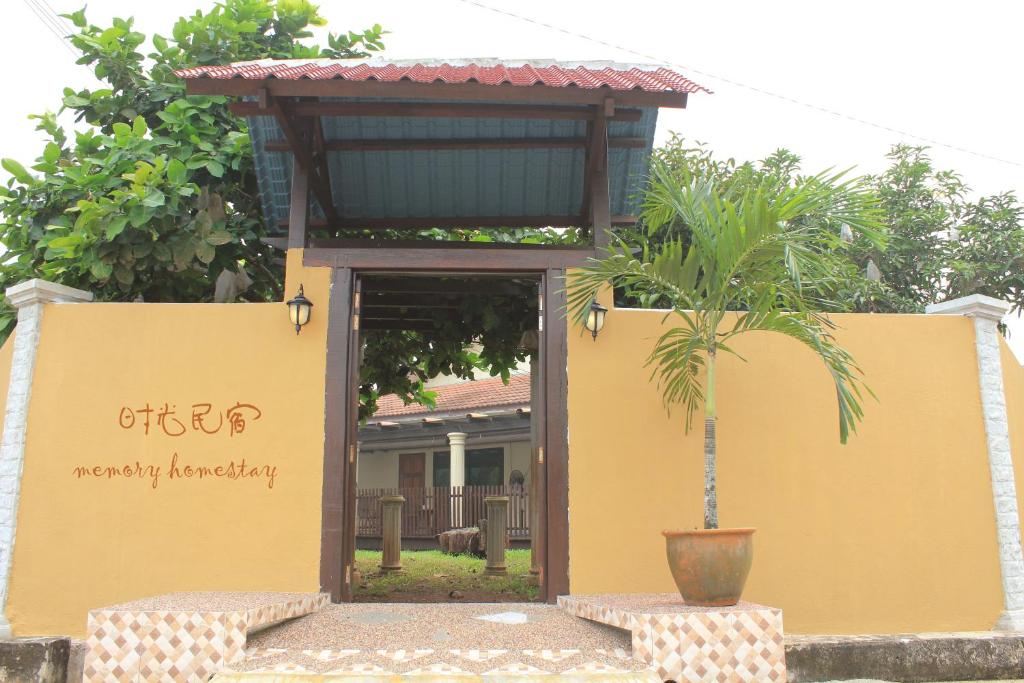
top-left (568, 305), bottom-right (1005, 634)
top-left (7, 252), bottom-right (333, 637)
top-left (1004, 341), bottom-right (1024, 565)
top-left (4, 250), bottom-right (1018, 637)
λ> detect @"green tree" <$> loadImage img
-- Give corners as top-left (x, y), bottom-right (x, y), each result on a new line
top-left (849, 145), bottom-right (1024, 314)
top-left (0, 0), bottom-right (385, 336)
top-left (615, 136), bottom-right (890, 313)
top-left (567, 158), bottom-right (878, 528)
top-left (629, 139), bottom-right (1024, 317)
top-left (946, 191), bottom-right (1024, 307)
top-left (0, 2), bottom-right (553, 418)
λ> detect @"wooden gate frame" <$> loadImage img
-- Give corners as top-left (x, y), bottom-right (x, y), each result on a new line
top-left (317, 253), bottom-right (577, 603)
top-left (176, 68), bottom-right (689, 605)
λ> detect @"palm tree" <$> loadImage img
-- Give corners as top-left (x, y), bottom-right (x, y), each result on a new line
top-left (567, 160), bottom-right (880, 530)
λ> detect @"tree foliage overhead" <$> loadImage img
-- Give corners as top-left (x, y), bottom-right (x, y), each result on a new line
top-left (614, 136), bottom-right (891, 312)
top-left (0, 0), bottom-right (385, 336)
top-left (1, 1), bottom-right (1020, 420)
top-left (635, 138), bottom-right (1024, 316)
top-left (0, 1), bottom-right (556, 418)
top-left (357, 277), bottom-right (538, 420)
top-left (850, 144), bottom-right (1024, 313)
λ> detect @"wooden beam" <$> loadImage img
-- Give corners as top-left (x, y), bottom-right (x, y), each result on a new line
top-left (581, 119), bottom-right (595, 229)
top-left (303, 245), bottom-right (595, 270)
top-left (364, 291), bottom-right (526, 306)
top-left (271, 99), bottom-right (313, 169)
top-left (311, 116), bottom-right (338, 221)
top-left (363, 276), bottom-right (535, 297)
top-left (361, 311), bottom-right (463, 325)
top-left (274, 99), bottom-right (337, 225)
top-left (280, 216), bottom-right (636, 232)
top-left (230, 101), bottom-right (643, 122)
top-left (306, 238), bottom-right (594, 251)
top-left (280, 215), bottom-right (585, 230)
top-left (362, 297), bottom-right (461, 310)
top-left (364, 292), bottom-right (521, 305)
top-left (188, 77), bottom-right (689, 109)
top-left (288, 160), bottom-right (309, 249)
top-left (589, 100), bottom-right (613, 252)
top-left (361, 319), bottom-right (444, 331)
top-left (263, 137), bottom-right (647, 152)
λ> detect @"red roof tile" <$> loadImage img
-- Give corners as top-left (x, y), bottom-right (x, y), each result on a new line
top-left (375, 372), bottom-right (531, 418)
top-left (175, 58), bottom-right (709, 95)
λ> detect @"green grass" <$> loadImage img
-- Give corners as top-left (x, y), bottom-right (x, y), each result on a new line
top-left (353, 549), bottom-right (538, 602)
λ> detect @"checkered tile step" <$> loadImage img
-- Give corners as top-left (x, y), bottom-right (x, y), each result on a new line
top-left (214, 646), bottom-right (660, 680)
top-left (82, 592), bottom-right (328, 682)
top-left (558, 594), bottom-right (787, 682)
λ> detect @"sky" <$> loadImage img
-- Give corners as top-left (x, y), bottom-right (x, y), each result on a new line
top-left (2, 0), bottom-right (1022, 360)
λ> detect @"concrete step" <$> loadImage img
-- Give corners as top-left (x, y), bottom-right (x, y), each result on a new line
top-left (213, 645), bottom-right (658, 680)
top-left (214, 674), bottom-right (657, 682)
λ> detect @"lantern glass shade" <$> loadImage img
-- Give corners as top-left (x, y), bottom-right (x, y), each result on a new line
top-left (286, 284), bottom-right (313, 333)
top-left (585, 300), bottom-right (607, 339)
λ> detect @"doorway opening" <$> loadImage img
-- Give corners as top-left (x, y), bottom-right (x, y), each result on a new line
top-left (349, 272), bottom-right (545, 603)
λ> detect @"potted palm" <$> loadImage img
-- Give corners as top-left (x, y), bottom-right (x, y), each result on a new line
top-left (567, 160), bottom-right (879, 606)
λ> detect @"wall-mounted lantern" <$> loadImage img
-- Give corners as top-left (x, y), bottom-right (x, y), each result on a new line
top-left (585, 299), bottom-right (607, 341)
top-left (287, 284), bottom-right (313, 334)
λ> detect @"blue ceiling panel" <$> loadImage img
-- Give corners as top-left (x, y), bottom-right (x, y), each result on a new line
top-left (248, 100), bottom-right (659, 232)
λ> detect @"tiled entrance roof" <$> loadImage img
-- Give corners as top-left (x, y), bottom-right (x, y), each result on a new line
top-left (174, 58), bottom-right (707, 235)
top-left (375, 372), bottom-right (530, 418)
top-left (175, 58), bottom-right (709, 95)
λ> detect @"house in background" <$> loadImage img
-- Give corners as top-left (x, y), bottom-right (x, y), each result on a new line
top-left (358, 371), bottom-right (532, 490)
top-left (356, 371), bottom-right (534, 547)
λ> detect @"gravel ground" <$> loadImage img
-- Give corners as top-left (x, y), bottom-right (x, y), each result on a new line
top-left (248, 603), bottom-right (631, 651)
top-left (234, 603), bottom-right (648, 675)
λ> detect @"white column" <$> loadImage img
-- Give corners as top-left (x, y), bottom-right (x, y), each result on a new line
top-left (448, 432), bottom-right (467, 527)
top-left (0, 279), bottom-right (92, 637)
top-left (927, 294), bottom-right (1024, 631)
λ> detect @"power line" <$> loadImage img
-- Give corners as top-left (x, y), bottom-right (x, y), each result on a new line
top-left (22, 0), bottom-right (77, 57)
top-left (454, 0), bottom-right (1024, 169)
top-left (36, 0), bottom-right (78, 37)
top-left (25, 0), bottom-right (75, 46)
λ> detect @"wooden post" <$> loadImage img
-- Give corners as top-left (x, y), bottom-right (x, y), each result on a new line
top-left (288, 160), bottom-right (309, 249)
top-left (589, 102), bottom-right (612, 252)
top-left (528, 350), bottom-right (542, 584)
top-left (321, 267), bottom-right (353, 602)
top-left (380, 494), bottom-right (405, 572)
top-left (484, 495), bottom-right (509, 576)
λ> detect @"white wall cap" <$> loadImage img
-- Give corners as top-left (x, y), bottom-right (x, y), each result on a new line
top-left (925, 294), bottom-right (1011, 321)
top-left (5, 279), bottom-right (93, 308)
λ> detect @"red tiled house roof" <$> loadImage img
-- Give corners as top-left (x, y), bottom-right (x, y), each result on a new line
top-left (374, 372), bottom-right (531, 418)
top-left (175, 58), bottom-right (710, 94)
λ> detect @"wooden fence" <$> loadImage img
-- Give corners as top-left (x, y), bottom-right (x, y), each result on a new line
top-left (356, 486), bottom-right (530, 539)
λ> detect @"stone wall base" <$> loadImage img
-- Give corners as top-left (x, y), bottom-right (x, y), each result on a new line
top-left (786, 631), bottom-right (1024, 682)
top-left (0, 636), bottom-right (70, 683)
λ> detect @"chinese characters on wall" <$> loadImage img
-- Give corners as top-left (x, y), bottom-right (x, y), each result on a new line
top-left (73, 401), bottom-right (278, 490)
top-left (118, 402), bottom-right (262, 437)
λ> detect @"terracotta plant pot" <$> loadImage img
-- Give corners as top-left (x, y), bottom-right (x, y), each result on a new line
top-left (662, 528), bottom-right (755, 606)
